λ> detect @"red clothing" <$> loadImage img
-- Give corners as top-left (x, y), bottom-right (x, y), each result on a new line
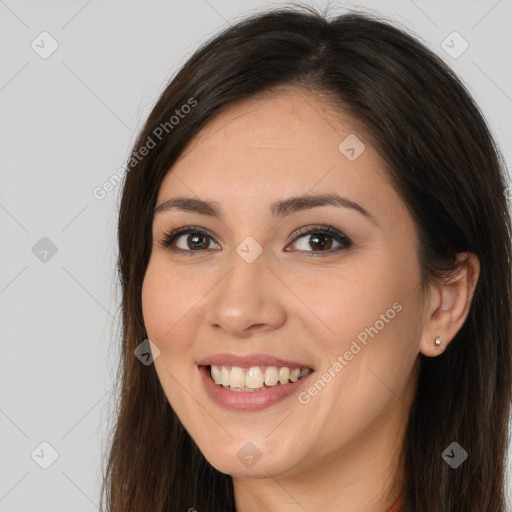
top-left (387, 495), bottom-right (402, 512)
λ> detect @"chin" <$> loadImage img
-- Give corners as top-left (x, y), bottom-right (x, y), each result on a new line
top-left (196, 436), bottom-right (301, 479)
top-left (206, 454), bottom-right (292, 479)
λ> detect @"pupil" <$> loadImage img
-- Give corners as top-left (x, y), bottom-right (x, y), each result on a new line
top-left (311, 234), bottom-right (332, 251)
top-left (190, 234), bottom-right (208, 249)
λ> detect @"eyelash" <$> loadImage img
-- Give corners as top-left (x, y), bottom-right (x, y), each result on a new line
top-left (158, 224), bottom-right (352, 257)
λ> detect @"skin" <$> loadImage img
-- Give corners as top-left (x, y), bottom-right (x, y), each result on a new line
top-left (141, 89), bottom-right (480, 512)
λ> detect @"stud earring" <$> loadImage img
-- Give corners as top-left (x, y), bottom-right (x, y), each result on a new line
top-left (434, 336), bottom-right (442, 349)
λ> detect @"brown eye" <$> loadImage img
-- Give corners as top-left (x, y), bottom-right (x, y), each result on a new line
top-left (178, 233), bottom-right (211, 250)
top-left (159, 227), bottom-right (220, 253)
top-left (286, 225), bottom-right (352, 255)
top-left (159, 224), bottom-right (351, 256)
top-left (293, 230), bottom-right (350, 253)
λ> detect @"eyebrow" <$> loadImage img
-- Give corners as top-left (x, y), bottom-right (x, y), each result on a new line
top-left (154, 192), bottom-right (376, 224)
top-left (154, 192), bottom-right (377, 226)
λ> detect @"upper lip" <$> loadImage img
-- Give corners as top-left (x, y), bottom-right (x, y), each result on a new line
top-left (196, 353), bottom-right (314, 370)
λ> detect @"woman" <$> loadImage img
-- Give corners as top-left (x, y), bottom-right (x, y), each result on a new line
top-left (101, 5), bottom-right (512, 511)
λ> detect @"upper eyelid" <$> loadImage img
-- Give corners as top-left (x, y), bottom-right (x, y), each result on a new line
top-left (162, 224), bottom-right (345, 240)
top-left (160, 225), bottom-right (351, 250)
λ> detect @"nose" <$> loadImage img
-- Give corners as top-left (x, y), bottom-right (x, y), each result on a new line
top-left (205, 249), bottom-right (287, 339)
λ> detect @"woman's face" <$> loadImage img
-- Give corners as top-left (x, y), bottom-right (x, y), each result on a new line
top-left (142, 89), bottom-right (425, 479)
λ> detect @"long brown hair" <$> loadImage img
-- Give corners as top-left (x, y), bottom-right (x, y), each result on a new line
top-left (100, 5), bottom-right (512, 511)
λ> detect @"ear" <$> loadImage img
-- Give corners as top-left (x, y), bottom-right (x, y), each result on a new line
top-left (419, 252), bottom-right (480, 357)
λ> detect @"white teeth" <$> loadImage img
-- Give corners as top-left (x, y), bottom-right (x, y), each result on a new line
top-left (230, 367), bottom-right (246, 388)
top-left (246, 367), bottom-right (264, 389)
top-left (278, 367), bottom-right (290, 384)
top-left (221, 366), bottom-right (230, 386)
top-left (264, 366), bottom-right (279, 386)
top-left (209, 365), bottom-right (312, 390)
top-left (289, 368), bottom-right (300, 382)
top-left (211, 365), bottom-right (222, 384)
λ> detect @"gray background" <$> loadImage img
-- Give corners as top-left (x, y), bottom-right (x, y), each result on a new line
top-left (1, 0), bottom-right (511, 510)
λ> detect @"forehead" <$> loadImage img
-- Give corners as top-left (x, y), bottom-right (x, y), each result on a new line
top-left (177, 89), bottom-right (369, 165)
top-left (159, 90), bottom-right (390, 202)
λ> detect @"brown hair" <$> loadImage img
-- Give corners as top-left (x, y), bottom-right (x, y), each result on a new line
top-left (100, 5), bottom-right (512, 511)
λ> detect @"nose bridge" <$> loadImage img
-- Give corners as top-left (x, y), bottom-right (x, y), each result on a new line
top-left (207, 242), bottom-right (286, 335)
top-left (220, 230), bottom-right (268, 288)
top-left (218, 242), bottom-right (268, 307)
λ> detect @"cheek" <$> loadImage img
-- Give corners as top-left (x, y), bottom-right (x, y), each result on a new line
top-left (142, 264), bottom-right (187, 347)
top-left (141, 257), bottom-right (195, 341)
top-left (302, 295), bottom-right (418, 453)
top-left (141, 268), bottom-right (167, 341)
top-left (141, 265), bottom-right (199, 410)
top-left (288, 261), bottom-right (401, 348)
top-left (300, 258), bottom-right (419, 393)
top-left (141, 261), bottom-right (209, 363)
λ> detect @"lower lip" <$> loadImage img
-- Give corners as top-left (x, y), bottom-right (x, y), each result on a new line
top-left (198, 365), bottom-right (314, 411)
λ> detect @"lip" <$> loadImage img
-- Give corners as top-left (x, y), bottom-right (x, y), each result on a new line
top-left (196, 352), bottom-right (314, 370)
top-left (198, 364), bottom-right (315, 411)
